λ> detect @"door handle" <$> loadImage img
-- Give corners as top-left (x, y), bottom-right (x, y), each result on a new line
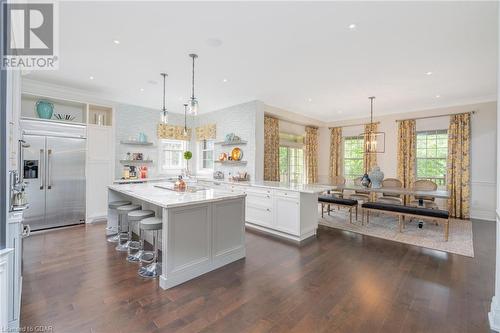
top-left (39, 149), bottom-right (44, 190)
top-left (47, 149), bottom-right (52, 190)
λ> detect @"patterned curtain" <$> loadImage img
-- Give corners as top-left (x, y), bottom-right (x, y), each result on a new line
top-left (397, 120), bottom-right (416, 204)
top-left (363, 123), bottom-right (378, 173)
top-left (264, 116), bottom-right (280, 181)
top-left (157, 124), bottom-right (191, 141)
top-left (305, 126), bottom-right (319, 184)
top-left (329, 127), bottom-right (343, 181)
top-left (195, 124), bottom-right (216, 141)
top-left (447, 113), bottom-right (471, 219)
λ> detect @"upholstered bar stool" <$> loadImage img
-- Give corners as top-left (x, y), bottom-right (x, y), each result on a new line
top-left (138, 217), bottom-right (162, 278)
top-left (126, 209), bottom-right (155, 263)
top-left (107, 201), bottom-right (131, 243)
top-left (115, 204), bottom-right (141, 252)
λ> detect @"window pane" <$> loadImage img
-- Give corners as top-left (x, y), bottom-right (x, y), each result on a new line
top-left (343, 136), bottom-right (364, 180)
top-left (416, 130), bottom-right (447, 185)
top-left (279, 146), bottom-right (304, 183)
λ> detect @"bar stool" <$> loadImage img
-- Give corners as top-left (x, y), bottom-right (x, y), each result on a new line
top-left (138, 217), bottom-right (162, 278)
top-left (107, 201), bottom-right (131, 243)
top-left (126, 210), bottom-right (155, 263)
top-left (115, 204), bottom-right (141, 252)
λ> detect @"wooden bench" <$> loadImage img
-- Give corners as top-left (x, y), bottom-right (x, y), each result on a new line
top-left (361, 202), bottom-right (450, 241)
top-left (318, 195), bottom-right (358, 223)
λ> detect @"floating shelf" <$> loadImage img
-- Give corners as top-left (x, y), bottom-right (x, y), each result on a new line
top-left (20, 116), bottom-right (87, 126)
top-left (215, 140), bottom-right (247, 146)
top-left (215, 160), bottom-right (247, 165)
top-left (119, 160), bottom-right (153, 164)
top-left (120, 140), bottom-right (154, 146)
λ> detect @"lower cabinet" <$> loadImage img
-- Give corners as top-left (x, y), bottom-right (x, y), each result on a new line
top-left (243, 187), bottom-right (316, 242)
top-left (196, 181), bottom-right (319, 242)
top-left (273, 196), bottom-right (300, 235)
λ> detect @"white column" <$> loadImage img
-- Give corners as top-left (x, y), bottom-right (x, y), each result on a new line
top-left (488, 4), bottom-right (500, 331)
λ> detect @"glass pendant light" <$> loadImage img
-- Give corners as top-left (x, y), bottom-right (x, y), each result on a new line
top-left (183, 103), bottom-right (188, 136)
top-left (188, 54), bottom-right (199, 115)
top-left (360, 96), bottom-right (385, 153)
top-left (160, 73), bottom-right (168, 124)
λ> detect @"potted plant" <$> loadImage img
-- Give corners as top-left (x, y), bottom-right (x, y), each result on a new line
top-left (184, 150), bottom-right (193, 176)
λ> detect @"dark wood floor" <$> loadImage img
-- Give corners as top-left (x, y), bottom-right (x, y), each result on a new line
top-left (21, 220), bottom-right (495, 333)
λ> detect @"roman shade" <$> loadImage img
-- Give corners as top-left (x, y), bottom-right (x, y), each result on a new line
top-left (195, 123), bottom-right (216, 141)
top-left (157, 124), bottom-right (191, 141)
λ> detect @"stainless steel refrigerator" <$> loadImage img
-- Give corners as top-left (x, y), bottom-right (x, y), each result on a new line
top-left (20, 119), bottom-right (86, 231)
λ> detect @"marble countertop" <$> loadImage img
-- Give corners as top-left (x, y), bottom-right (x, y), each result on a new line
top-left (113, 177), bottom-right (172, 184)
top-left (108, 182), bottom-right (246, 208)
top-left (196, 178), bottom-right (331, 194)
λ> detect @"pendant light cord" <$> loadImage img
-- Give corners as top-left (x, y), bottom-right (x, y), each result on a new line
top-left (184, 104), bottom-right (188, 131)
top-left (189, 54), bottom-right (197, 100)
top-left (161, 73), bottom-right (167, 112)
top-left (191, 57), bottom-right (195, 99)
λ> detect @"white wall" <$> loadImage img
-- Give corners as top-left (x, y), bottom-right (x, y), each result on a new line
top-left (320, 101), bottom-right (497, 221)
top-left (114, 104), bottom-right (185, 178)
top-left (194, 100), bottom-right (264, 181)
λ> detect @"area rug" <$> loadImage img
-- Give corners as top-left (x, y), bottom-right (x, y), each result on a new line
top-left (319, 209), bottom-right (474, 257)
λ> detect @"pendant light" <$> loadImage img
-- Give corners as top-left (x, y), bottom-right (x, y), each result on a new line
top-left (360, 96), bottom-right (385, 153)
top-left (188, 53), bottom-right (199, 115)
top-left (183, 103), bottom-right (188, 136)
top-left (160, 73), bottom-right (168, 124)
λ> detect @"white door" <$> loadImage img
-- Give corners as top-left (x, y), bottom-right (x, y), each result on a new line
top-left (274, 196), bottom-right (300, 235)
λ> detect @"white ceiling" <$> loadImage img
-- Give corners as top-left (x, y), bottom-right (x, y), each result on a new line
top-left (26, 1), bottom-right (498, 122)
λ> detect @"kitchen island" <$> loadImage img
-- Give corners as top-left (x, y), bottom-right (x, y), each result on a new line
top-left (197, 179), bottom-right (331, 242)
top-left (108, 182), bottom-right (246, 290)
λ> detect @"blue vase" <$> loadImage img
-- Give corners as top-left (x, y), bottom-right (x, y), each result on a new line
top-left (361, 173), bottom-right (371, 188)
top-left (35, 100), bottom-right (54, 119)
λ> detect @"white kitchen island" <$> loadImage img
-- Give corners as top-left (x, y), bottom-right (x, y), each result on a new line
top-left (108, 182), bottom-right (246, 290)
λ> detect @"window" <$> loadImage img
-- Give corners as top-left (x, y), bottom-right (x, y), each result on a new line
top-left (198, 140), bottom-right (214, 171)
top-left (279, 146), bottom-right (304, 183)
top-left (160, 139), bottom-right (188, 171)
top-left (416, 130), bottom-right (448, 186)
top-left (343, 136), bottom-right (364, 180)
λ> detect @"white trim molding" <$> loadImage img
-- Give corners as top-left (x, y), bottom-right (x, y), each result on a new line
top-left (0, 248), bottom-right (14, 332)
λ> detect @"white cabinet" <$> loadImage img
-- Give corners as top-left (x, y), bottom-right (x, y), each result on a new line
top-left (195, 180), bottom-right (320, 243)
top-left (6, 212), bottom-right (24, 330)
top-left (244, 187), bottom-right (318, 242)
top-left (86, 124), bottom-right (114, 221)
top-left (274, 196), bottom-right (300, 235)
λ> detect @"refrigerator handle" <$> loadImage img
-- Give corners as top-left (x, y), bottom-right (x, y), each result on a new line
top-left (47, 149), bottom-right (52, 190)
top-left (39, 149), bottom-right (44, 190)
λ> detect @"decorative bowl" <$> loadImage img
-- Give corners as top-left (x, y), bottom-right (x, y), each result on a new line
top-left (231, 147), bottom-right (243, 161)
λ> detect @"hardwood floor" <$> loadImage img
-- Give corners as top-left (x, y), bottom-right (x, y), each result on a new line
top-left (21, 220), bottom-right (495, 333)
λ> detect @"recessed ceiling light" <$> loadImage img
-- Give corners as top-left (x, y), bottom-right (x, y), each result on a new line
top-left (425, 71), bottom-right (433, 76)
top-left (348, 23), bottom-right (357, 30)
top-left (223, 78), bottom-right (228, 83)
top-left (89, 76), bottom-right (94, 80)
top-left (307, 98), bottom-right (313, 102)
top-left (113, 39), bottom-right (120, 45)
top-left (435, 94), bottom-right (441, 98)
top-left (140, 88), bottom-right (144, 92)
top-left (206, 38), bottom-right (223, 47)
